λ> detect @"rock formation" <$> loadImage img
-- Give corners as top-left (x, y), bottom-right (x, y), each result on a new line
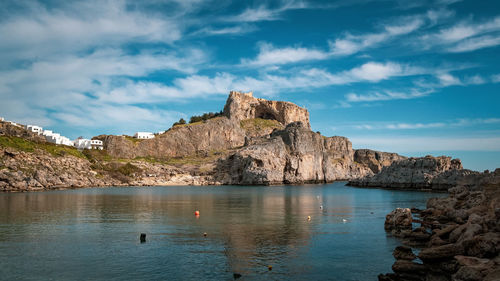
top-left (378, 169), bottom-right (500, 281)
top-left (215, 122), bottom-right (373, 185)
top-left (348, 156), bottom-right (476, 191)
top-left (102, 91), bottom-right (310, 159)
top-left (354, 149), bottom-right (407, 173)
top-left (223, 91), bottom-right (310, 128)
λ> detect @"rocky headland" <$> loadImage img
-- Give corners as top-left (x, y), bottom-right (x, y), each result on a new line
top-left (0, 90), bottom-right (480, 191)
top-left (348, 156), bottom-right (477, 191)
top-left (379, 169), bottom-right (500, 281)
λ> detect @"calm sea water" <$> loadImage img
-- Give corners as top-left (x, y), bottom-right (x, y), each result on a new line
top-left (0, 183), bottom-right (444, 281)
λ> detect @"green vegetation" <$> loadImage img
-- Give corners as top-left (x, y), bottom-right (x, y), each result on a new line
top-left (189, 111), bottom-right (223, 124)
top-left (124, 136), bottom-right (144, 144)
top-left (83, 149), bottom-right (112, 162)
top-left (0, 135), bottom-right (85, 158)
top-left (240, 118), bottom-right (283, 133)
top-left (172, 118), bottom-right (186, 127)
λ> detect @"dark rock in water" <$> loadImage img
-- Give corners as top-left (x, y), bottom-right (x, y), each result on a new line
top-left (140, 233), bottom-right (146, 243)
top-left (393, 246), bottom-right (416, 261)
top-left (379, 169), bottom-right (500, 280)
top-left (233, 273), bottom-right (242, 279)
top-left (384, 208), bottom-right (413, 233)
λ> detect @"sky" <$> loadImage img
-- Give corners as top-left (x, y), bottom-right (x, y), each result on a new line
top-left (0, 0), bottom-right (499, 171)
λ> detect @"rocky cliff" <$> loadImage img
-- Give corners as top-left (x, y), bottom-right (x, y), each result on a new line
top-left (379, 169), bottom-right (500, 281)
top-left (215, 122), bottom-right (373, 185)
top-left (223, 91), bottom-right (310, 128)
top-left (354, 149), bottom-right (407, 173)
top-left (348, 156), bottom-right (474, 191)
top-left (102, 91), bottom-right (310, 159)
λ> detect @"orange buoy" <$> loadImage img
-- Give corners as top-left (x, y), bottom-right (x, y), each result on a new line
top-left (307, 216), bottom-right (311, 221)
top-left (195, 210), bottom-right (200, 216)
top-left (268, 265), bottom-right (273, 271)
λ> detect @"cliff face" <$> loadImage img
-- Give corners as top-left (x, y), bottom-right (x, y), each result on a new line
top-left (348, 156), bottom-right (475, 191)
top-left (215, 122), bottom-right (372, 185)
top-left (354, 149), bottom-right (407, 173)
top-left (103, 91), bottom-right (310, 159)
top-left (101, 117), bottom-right (246, 159)
top-left (223, 91), bottom-right (310, 128)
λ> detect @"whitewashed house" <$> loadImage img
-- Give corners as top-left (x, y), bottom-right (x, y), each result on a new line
top-left (0, 117), bottom-right (4, 122)
top-left (134, 132), bottom-right (155, 139)
top-left (74, 138), bottom-right (92, 150)
top-left (26, 125), bottom-right (43, 134)
top-left (90, 139), bottom-right (103, 150)
top-left (42, 130), bottom-right (53, 136)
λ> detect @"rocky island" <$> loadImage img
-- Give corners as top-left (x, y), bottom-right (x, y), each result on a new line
top-left (0, 90), bottom-right (482, 191)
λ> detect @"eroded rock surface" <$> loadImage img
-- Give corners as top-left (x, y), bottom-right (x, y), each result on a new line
top-left (378, 169), bottom-right (500, 281)
top-left (215, 122), bottom-right (373, 185)
top-left (349, 156), bottom-right (475, 191)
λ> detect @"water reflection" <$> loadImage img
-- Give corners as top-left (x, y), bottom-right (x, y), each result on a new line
top-left (0, 183), bottom-right (443, 280)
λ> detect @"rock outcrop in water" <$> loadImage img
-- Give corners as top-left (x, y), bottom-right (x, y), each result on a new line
top-left (215, 122), bottom-right (372, 185)
top-left (354, 149), bottom-right (407, 173)
top-left (348, 156), bottom-right (476, 191)
top-left (378, 169), bottom-right (500, 281)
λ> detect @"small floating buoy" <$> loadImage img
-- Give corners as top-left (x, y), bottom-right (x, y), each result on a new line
top-left (233, 273), bottom-right (242, 279)
top-left (140, 233), bottom-right (146, 243)
top-left (203, 232), bottom-right (207, 237)
top-left (307, 216), bottom-right (311, 221)
top-left (320, 205), bottom-right (323, 209)
top-left (268, 265), bottom-right (273, 271)
top-left (194, 210), bottom-right (200, 216)
top-left (342, 219), bottom-right (347, 223)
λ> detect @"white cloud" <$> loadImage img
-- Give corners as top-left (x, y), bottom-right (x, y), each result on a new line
top-left (0, 1), bottom-right (183, 64)
top-left (241, 42), bottom-right (330, 66)
top-left (346, 62), bottom-right (404, 82)
top-left (437, 73), bottom-right (461, 86)
top-left (447, 35), bottom-right (500, 53)
top-left (346, 118), bottom-right (500, 131)
top-left (329, 18), bottom-right (425, 56)
top-left (224, 1), bottom-right (309, 22)
top-left (351, 136), bottom-right (500, 152)
top-left (492, 74), bottom-right (500, 83)
top-left (421, 16), bottom-right (500, 52)
top-left (345, 89), bottom-right (433, 102)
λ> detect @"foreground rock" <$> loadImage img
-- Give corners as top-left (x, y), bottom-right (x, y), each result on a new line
top-left (349, 156), bottom-right (478, 191)
top-left (378, 169), bottom-right (500, 281)
top-left (215, 122), bottom-right (373, 185)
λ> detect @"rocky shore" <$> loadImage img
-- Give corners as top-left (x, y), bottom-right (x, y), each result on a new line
top-left (379, 169), bottom-right (500, 281)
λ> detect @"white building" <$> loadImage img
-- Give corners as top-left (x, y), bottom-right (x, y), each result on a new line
top-left (0, 117), bottom-right (4, 122)
top-left (134, 132), bottom-right (155, 139)
top-left (42, 130), bottom-right (53, 136)
top-left (74, 138), bottom-right (91, 150)
top-left (8, 121), bottom-right (21, 127)
top-left (26, 125), bottom-right (43, 135)
top-left (90, 139), bottom-right (103, 150)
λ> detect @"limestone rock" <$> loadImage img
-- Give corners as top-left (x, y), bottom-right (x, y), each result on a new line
top-left (215, 122), bottom-right (373, 185)
top-left (223, 91), bottom-right (310, 128)
top-left (354, 149), bottom-right (406, 173)
top-left (349, 156), bottom-right (474, 191)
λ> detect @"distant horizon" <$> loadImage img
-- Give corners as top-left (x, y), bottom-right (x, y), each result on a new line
top-left (0, 0), bottom-right (499, 171)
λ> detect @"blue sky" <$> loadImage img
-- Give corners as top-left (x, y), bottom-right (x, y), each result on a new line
top-left (0, 0), bottom-right (499, 171)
